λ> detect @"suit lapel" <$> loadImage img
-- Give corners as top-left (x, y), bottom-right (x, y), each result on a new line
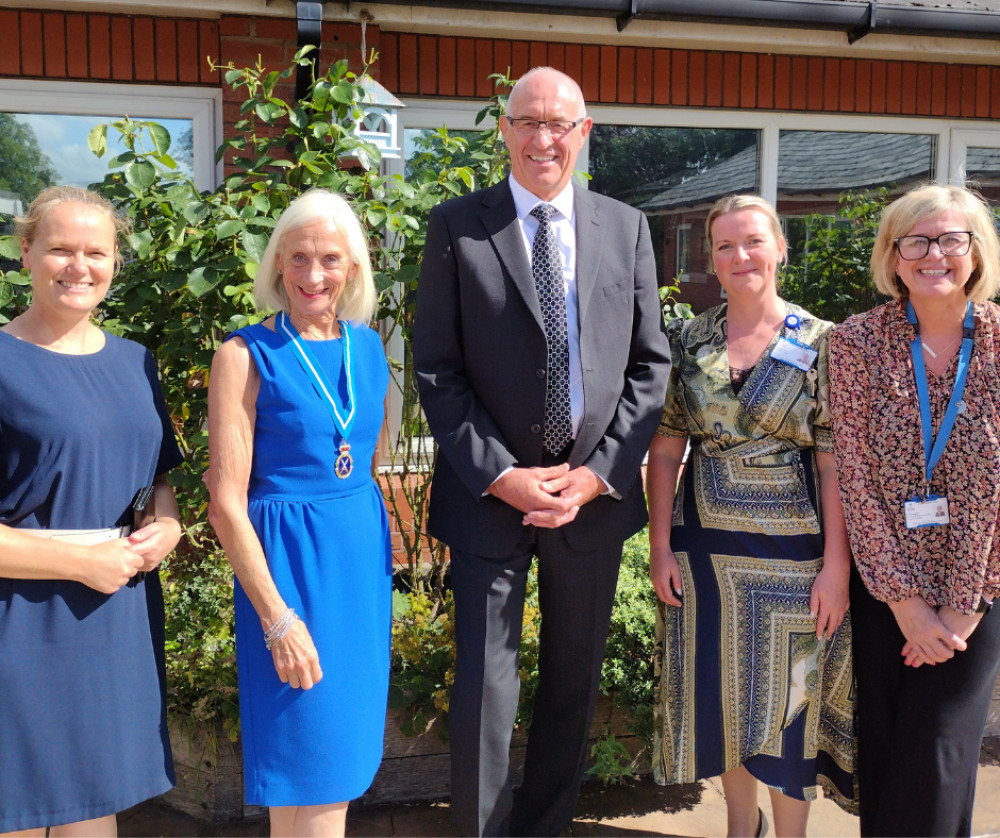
top-left (480, 180), bottom-right (544, 330)
top-left (574, 184), bottom-right (605, 329)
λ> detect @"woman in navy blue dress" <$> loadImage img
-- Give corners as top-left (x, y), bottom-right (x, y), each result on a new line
top-left (0, 186), bottom-right (183, 835)
top-left (207, 189), bottom-right (391, 838)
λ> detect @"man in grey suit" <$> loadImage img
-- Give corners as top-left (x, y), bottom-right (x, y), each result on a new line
top-left (413, 67), bottom-right (671, 837)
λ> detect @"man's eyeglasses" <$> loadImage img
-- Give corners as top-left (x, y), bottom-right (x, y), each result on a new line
top-left (504, 116), bottom-right (585, 137)
top-left (894, 231), bottom-right (974, 260)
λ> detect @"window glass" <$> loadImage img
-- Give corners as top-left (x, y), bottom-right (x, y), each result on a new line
top-left (965, 146), bottom-right (1000, 206)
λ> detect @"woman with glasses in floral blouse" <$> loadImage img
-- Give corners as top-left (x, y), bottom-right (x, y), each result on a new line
top-left (830, 184), bottom-right (1000, 837)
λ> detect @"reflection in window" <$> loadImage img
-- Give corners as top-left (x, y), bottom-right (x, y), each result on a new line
top-left (965, 147), bottom-right (1000, 208)
top-left (621, 128), bottom-right (759, 304)
top-left (0, 112), bottom-right (193, 219)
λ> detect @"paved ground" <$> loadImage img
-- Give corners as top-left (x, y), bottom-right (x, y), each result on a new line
top-left (119, 738), bottom-right (1000, 837)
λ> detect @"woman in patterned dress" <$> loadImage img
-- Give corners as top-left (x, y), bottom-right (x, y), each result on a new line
top-left (648, 195), bottom-right (855, 837)
top-left (829, 184), bottom-right (1000, 837)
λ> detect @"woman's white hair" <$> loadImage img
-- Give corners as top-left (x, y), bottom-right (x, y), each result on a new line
top-left (253, 189), bottom-right (377, 323)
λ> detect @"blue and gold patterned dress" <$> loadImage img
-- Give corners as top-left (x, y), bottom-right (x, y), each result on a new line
top-left (652, 301), bottom-right (856, 810)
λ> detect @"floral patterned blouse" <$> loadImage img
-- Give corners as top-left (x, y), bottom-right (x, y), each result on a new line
top-left (829, 299), bottom-right (1000, 614)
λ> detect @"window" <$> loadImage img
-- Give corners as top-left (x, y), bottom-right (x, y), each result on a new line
top-left (675, 224), bottom-right (691, 280)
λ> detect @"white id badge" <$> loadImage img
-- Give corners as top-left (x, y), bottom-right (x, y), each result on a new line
top-left (771, 337), bottom-right (818, 371)
top-left (904, 495), bottom-right (950, 529)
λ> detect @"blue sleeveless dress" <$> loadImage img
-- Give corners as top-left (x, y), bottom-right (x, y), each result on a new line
top-left (0, 331), bottom-right (181, 832)
top-left (229, 320), bottom-right (392, 806)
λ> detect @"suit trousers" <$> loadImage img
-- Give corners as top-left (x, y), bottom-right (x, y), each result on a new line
top-left (850, 569), bottom-right (1000, 837)
top-left (448, 528), bottom-right (623, 837)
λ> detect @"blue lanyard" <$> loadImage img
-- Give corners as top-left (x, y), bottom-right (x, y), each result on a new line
top-left (906, 300), bottom-right (975, 490)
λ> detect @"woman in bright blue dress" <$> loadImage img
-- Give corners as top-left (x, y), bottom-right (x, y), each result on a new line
top-left (207, 189), bottom-right (391, 838)
top-left (0, 186), bottom-right (183, 835)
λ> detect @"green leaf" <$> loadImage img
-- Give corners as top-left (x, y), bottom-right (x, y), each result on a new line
top-left (147, 123), bottom-right (171, 155)
top-left (87, 124), bottom-right (108, 158)
top-left (216, 219), bottom-right (245, 239)
top-left (186, 266), bottom-right (217, 297)
top-left (0, 236), bottom-right (22, 260)
top-left (250, 193), bottom-right (270, 214)
top-left (241, 230), bottom-right (269, 263)
top-left (124, 159), bottom-right (157, 189)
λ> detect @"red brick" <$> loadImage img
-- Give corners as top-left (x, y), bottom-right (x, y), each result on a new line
top-left (199, 20), bottom-right (220, 82)
top-left (853, 59), bottom-right (871, 112)
top-left (976, 66), bottom-right (991, 118)
top-left (110, 16), bottom-right (132, 81)
top-left (546, 42), bottom-right (566, 76)
top-left (722, 51), bottom-right (740, 108)
top-left (64, 12), bottom-right (88, 78)
top-left (221, 41), bottom-right (284, 73)
top-left (617, 46), bottom-right (635, 103)
top-left (219, 17), bottom-right (250, 37)
top-left (740, 53), bottom-right (756, 108)
top-left (419, 34), bottom-right (437, 95)
top-left (705, 51), bottom-right (723, 107)
top-left (21, 12), bottom-right (44, 76)
top-left (0, 10), bottom-right (18, 75)
top-left (254, 17), bottom-right (296, 41)
top-left (961, 66), bottom-right (977, 118)
top-left (885, 62), bottom-right (902, 113)
top-left (510, 40), bottom-right (531, 80)
top-left (757, 53), bottom-right (774, 110)
top-left (652, 48), bottom-right (670, 105)
top-left (686, 51), bottom-right (705, 106)
top-left (155, 18), bottom-right (178, 83)
top-left (176, 20), bottom-right (200, 83)
top-left (823, 58), bottom-right (839, 111)
top-left (132, 17), bottom-right (155, 81)
top-left (789, 56), bottom-right (807, 110)
top-left (930, 63), bottom-right (949, 117)
top-left (580, 45), bottom-right (600, 102)
top-left (454, 37), bottom-right (474, 97)
top-left (42, 12), bottom-right (67, 77)
top-left (900, 62), bottom-right (917, 114)
top-left (945, 64), bottom-right (962, 117)
top-left (564, 43), bottom-right (583, 88)
top-left (806, 57), bottom-right (824, 111)
top-left (917, 64), bottom-right (934, 116)
top-left (437, 36), bottom-right (457, 96)
top-left (773, 55), bottom-right (790, 110)
top-left (599, 45), bottom-right (617, 103)
top-left (870, 60), bottom-right (887, 113)
top-left (671, 50), bottom-right (688, 106)
top-left (475, 39), bottom-right (493, 97)
top-left (839, 59), bottom-right (855, 111)
top-left (528, 41), bottom-right (546, 70)
top-left (636, 48), bottom-right (652, 104)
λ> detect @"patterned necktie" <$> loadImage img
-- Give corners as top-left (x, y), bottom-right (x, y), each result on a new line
top-left (530, 203), bottom-right (572, 455)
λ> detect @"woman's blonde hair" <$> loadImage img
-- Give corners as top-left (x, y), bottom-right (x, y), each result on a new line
top-left (15, 186), bottom-right (131, 272)
top-left (871, 184), bottom-right (1000, 302)
top-left (704, 194), bottom-right (787, 274)
top-left (253, 189), bottom-right (377, 323)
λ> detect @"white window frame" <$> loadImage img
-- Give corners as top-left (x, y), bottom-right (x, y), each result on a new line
top-left (0, 78), bottom-right (224, 190)
top-left (675, 223), bottom-right (691, 281)
top-left (400, 97), bottom-right (1000, 201)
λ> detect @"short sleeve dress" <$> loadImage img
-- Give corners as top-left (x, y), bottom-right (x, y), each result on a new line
top-left (0, 330), bottom-right (182, 832)
top-left (229, 319), bottom-right (392, 806)
top-left (651, 302), bottom-right (857, 811)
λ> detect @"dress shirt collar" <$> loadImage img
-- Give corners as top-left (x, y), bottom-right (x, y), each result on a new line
top-left (508, 175), bottom-right (575, 225)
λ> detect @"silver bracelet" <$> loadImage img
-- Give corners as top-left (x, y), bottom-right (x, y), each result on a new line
top-left (264, 607), bottom-right (297, 650)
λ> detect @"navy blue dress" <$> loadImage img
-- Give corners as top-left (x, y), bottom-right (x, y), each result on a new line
top-left (230, 320), bottom-right (392, 806)
top-left (0, 331), bottom-right (182, 831)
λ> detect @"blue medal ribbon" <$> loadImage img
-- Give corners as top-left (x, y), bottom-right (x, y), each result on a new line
top-left (277, 311), bottom-right (356, 477)
top-left (906, 299), bottom-right (974, 493)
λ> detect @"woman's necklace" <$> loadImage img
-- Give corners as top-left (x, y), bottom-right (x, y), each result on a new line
top-left (921, 333), bottom-right (961, 359)
top-left (277, 311), bottom-right (356, 478)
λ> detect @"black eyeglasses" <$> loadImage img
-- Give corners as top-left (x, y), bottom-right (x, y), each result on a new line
top-left (894, 231), bottom-right (974, 260)
top-left (504, 116), bottom-right (586, 137)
